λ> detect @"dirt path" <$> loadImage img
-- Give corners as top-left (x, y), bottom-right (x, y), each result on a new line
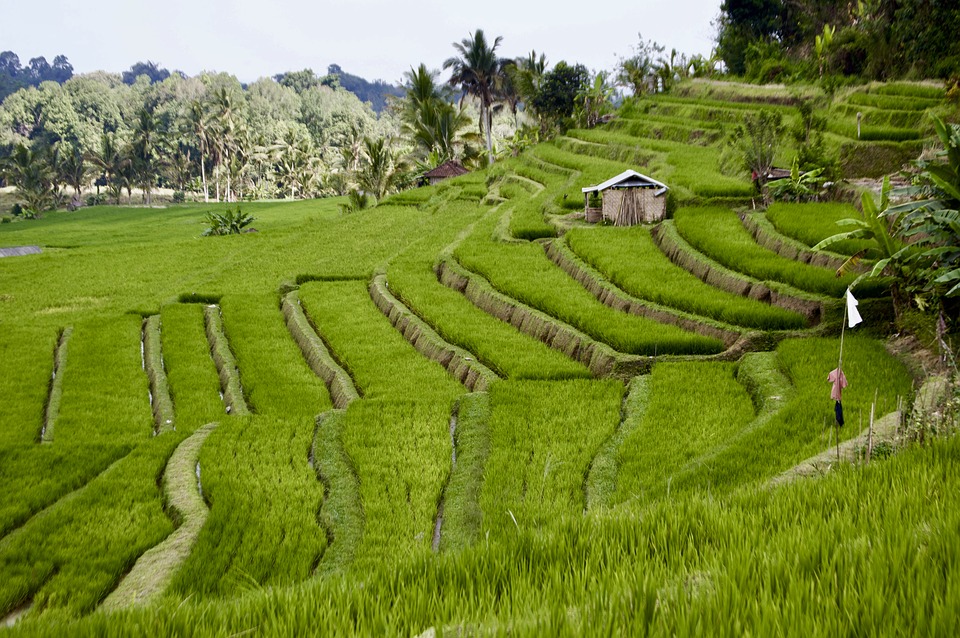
top-left (769, 375), bottom-right (949, 486)
top-left (100, 422), bottom-right (217, 610)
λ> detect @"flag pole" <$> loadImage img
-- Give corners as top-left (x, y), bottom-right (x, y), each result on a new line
top-left (838, 288), bottom-right (848, 371)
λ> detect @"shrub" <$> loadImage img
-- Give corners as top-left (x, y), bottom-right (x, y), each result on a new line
top-left (201, 206), bottom-right (256, 236)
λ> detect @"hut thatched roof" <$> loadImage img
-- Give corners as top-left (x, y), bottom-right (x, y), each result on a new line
top-left (582, 169), bottom-right (668, 195)
top-left (423, 160), bottom-right (468, 179)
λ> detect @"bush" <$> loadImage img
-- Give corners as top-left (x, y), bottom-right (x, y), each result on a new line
top-left (202, 206), bottom-right (256, 236)
top-left (85, 193), bottom-right (108, 207)
top-left (172, 191), bottom-right (186, 204)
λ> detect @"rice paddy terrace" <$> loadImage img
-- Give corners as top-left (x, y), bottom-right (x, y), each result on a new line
top-left (1, 81), bottom-right (958, 636)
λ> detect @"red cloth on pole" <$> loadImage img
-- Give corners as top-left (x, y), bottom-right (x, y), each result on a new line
top-left (828, 368), bottom-right (848, 401)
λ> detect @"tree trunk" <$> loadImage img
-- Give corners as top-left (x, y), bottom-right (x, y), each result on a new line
top-left (483, 102), bottom-right (494, 166)
top-left (201, 154), bottom-right (208, 203)
top-left (225, 149), bottom-right (232, 203)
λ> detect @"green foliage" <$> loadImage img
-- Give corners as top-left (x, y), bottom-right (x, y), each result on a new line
top-left (201, 206), bottom-right (255, 236)
top-left (723, 109), bottom-right (784, 193)
top-left (530, 61), bottom-right (590, 133)
top-left (768, 156), bottom-right (826, 202)
top-left (676, 206), bottom-right (865, 297)
top-left (455, 213), bottom-right (724, 355)
top-left (766, 202), bottom-right (874, 256)
top-left (566, 227), bottom-right (805, 329)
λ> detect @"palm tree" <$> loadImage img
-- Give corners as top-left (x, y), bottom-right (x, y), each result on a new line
top-left (0, 143), bottom-right (56, 214)
top-left (443, 29), bottom-right (507, 165)
top-left (130, 108), bottom-right (163, 205)
top-left (211, 87), bottom-right (241, 202)
top-left (89, 133), bottom-right (130, 205)
top-left (186, 100), bottom-right (211, 203)
top-left (357, 137), bottom-right (406, 201)
top-left (400, 64), bottom-right (479, 166)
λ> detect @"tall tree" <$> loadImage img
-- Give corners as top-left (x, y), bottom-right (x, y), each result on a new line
top-left (130, 107), bottom-right (163, 205)
top-left (186, 100), bottom-right (212, 202)
top-left (444, 29), bottom-right (507, 165)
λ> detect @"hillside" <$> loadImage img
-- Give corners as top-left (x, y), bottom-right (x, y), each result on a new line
top-left (0, 80), bottom-right (957, 636)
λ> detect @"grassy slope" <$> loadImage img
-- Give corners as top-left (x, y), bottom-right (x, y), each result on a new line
top-left (0, 79), bottom-right (951, 635)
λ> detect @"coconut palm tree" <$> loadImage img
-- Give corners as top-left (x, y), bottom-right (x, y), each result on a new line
top-left (400, 64), bottom-right (479, 167)
top-left (186, 100), bottom-right (211, 202)
top-left (443, 29), bottom-right (507, 165)
top-left (130, 107), bottom-right (163, 205)
top-left (211, 87), bottom-right (241, 202)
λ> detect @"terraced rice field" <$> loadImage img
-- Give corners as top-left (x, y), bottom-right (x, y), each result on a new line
top-left (0, 80), bottom-right (954, 636)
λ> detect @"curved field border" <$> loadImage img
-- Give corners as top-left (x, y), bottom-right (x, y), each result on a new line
top-left (311, 409), bottom-right (364, 575)
top-left (281, 290), bottom-right (361, 409)
top-left (544, 238), bottom-right (745, 347)
top-left (40, 327), bottom-right (72, 444)
top-left (651, 221), bottom-right (834, 324)
top-left (584, 375), bottom-right (650, 511)
top-left (739, 212), bottom-right (846, 270)
top-left (202, 306), bottom-right (251, 416)
top-left (142, 316), bottom-right (174, 433)
top-left (370, 274), bottom-right (497, 392)
top-left (437, 257), bottom-right (636, 377)
top-left (101, 423), bottom-right (218, 609)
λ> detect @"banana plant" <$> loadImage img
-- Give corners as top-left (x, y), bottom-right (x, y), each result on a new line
top-left (813, 176), bottom-right (917, 318)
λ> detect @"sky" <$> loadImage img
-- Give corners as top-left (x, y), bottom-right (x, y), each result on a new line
top-left (3, 0), bottom-right (720, 85)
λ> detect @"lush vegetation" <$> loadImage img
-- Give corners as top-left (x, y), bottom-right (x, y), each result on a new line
top-left (566, 226), bottom-right (805, 329)
top-left (1, 58), bottom-right (956, 637)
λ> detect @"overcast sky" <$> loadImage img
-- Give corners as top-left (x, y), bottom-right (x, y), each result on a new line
top-left (4, 0), bottom-right (720, 84)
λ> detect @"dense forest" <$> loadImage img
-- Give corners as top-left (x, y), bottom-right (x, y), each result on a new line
top-left (716, 0), bottom-right (960, 81)
top-left (2, 1), bottom-right (959, 217)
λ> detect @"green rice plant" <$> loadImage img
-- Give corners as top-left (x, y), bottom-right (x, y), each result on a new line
top-left (843, 91), bottom-right (942, 112)
top-left (508, 195), bottom-right (556, 241)
top-left (565, 227), bottom-right (806, 329)
top-left (0, 324), bottom-right (58, 448)
top-left (674, 206), bottom-right (861, 297)
top-left (766, 202), bottom-right (876, 256)
top-left (826, 120), bottom-right (923, 142)
top-left (160, 304), bottom-right (226, 427)
top-left (479, 379), bottom-right (624, 536)
top-left (168, 414), bottom-right (327, 597)
top-left (297, 280), bottom-right (465, 402)
top-left (386, 224), bottom-right (590, 381)
top-left (666, 336), bottom-right (913, 495)
top-left (437, 392), bottom-right (490, 551)
top-left (380, 186), bottom-right (438, 207)
top-left (454, 215), bottom-right (725, 356)
top-left (613, 361), bottom-right (756, 506)
top-left (12, 430), bottom-right (960, 635)
top-left (0, 432), bottom-right (183, 617)
top-left (218, 294), bottom-right (331, 417)
top-left (833, 104), bottom-right (925, 129)
top-left (0, 316), bottom-right (154, 537)
top-left (341, 398), bottom-right (453, 568)
top-left (872, 82), bottom-right (946, 100)
top-left (53, 315), bottom-right (153, 446)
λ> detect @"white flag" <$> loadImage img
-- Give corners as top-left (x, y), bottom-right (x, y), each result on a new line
top-left (846, 288), bottom-right (863, 328)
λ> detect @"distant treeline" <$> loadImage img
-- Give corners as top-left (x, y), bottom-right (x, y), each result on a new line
top-left (717, 0), bottom-right (960, 81)
top-left (0, 52), bottom-right (75, 102)
top-left (0, 52), bottom-right (403, 114)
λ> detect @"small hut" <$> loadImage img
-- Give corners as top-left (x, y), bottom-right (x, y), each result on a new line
top-left (582, 170), bottom-right (669, 226)
top-left (423, 160), bottom-right (468, 185)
